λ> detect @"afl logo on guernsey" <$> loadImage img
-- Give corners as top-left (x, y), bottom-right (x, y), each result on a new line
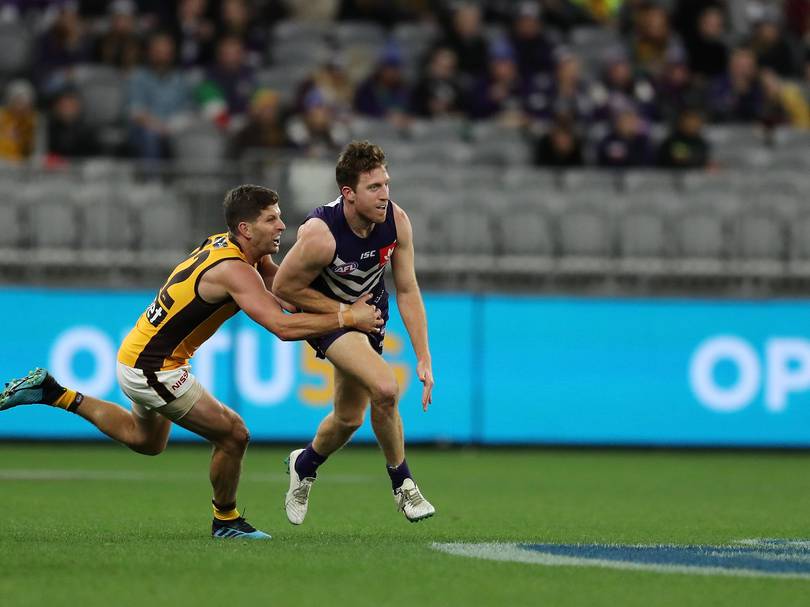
top-left (334, 262), bottom-right (359, 275)
top-left (379, 242), bottom-right (396, 266)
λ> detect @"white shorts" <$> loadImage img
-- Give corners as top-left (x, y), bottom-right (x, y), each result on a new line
top-left (116, 362), bottom-right (203, 421)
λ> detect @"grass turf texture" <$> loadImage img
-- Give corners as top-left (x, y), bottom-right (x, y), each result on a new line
top-left (1, 444), bottom-right (809, 607)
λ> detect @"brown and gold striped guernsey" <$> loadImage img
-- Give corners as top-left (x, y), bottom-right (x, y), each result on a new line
top-left (118, 233), bottom-right (251, 373)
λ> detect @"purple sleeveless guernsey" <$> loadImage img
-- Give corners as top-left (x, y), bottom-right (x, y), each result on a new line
top-left (303, 196), bottom-right (398, 358)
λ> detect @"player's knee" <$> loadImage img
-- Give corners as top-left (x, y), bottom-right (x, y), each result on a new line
top-left (370, 379), bottom-right (399, 406)
top-left (335, 413), bottom-right (363, 434)
top-left (230, 417), bottom-right (250, 451)
top-left (131, 438), bottom-right (165, 457)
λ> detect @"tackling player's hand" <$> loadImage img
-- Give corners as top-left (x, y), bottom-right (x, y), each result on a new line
top-left (347, 293), bottom-right (383, 333)
top-left (417, 359), bottom-right (434, 412)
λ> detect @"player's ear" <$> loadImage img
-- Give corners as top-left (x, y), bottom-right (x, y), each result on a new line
top-left (341, 185), bottom-right (355, 202)
top-left (238, 220), bottom-right (252, 239)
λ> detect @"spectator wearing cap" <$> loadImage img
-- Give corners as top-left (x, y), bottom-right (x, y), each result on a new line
top-left (597, 106), bottom-right (655, 168)
top-left (127, 32), bottom-right (192, 161)
top-left (570, 0), bottom-right (623, 24)
top-left (707, 46), bottom-right (765, 122)
top-left (46, 86), bottom-right (100, 161)
top-left (197, 36), bottom-right (256, 130)
top-left (684, 5), bottom-right (730, 80)
top-left (439, 2), bottom-right (490, 85)
top-left (296, 57), bottom-right (355, 119)
top-left (231, 88), bottom-right (288, 159)
top-left (526, 51), bottom-right (594, 124)
top-left (93, 0), bottom-right (141, 71)
top-left (468, 38), bottom-right (528, 126)
top-left (509, 2), bottom-right (556, 81)
top-left (410, 46), bottom-right (464, 118)
top-left (533, 115), bottom-right (585, 167)
top-left (287, 88), bottom-right (350, 158)
top-left (657, 108), bottom-right (711, 169)
top-left (590, 53), bottom-right (660, 124)
top-left (629, 3), bottom-right (685, 79)
top-left (0, 80), bottom-right (37, 163)
top-left (353, 45), bottom-right (412, 127)
top-left (749, 16), bottom-right (802, 77)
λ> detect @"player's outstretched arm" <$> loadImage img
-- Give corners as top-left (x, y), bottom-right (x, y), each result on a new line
top-left (391, 204), bottom-right (434, 411)
top-left (207, 260), bottom-right (382, 340)
top-left (273, 219), bottom-right (343, 314)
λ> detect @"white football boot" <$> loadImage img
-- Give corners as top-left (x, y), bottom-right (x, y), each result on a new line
top-left (285, 448), bottom-right (315, 525)
top-left (393, 478), bottom-right (435, 522)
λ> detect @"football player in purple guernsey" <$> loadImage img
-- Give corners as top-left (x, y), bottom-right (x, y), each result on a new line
top-left (273, 140), bottom-right (436, 523)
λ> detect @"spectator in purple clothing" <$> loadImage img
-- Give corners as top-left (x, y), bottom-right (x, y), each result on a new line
top-left (168, 0), bottom-right (216, 67)
top-left (684, 5), bottom-right (730, 80)
top-left (34, 3), bottom-right (92, 92)
top-left (707, 46), bottom-right (765, 122)
top-left (590, 53), bottom-right (659, 124)
top-left (410, 46), bottom-right (465, 118)
top-left (214, 0), bottom-right (268, 68)
top-left (197, 36), bottom-right (256, 130)
top-left (509, 1), bottom-right (556, 81)
top-left (655, 57), bottom-right (705, 124)
top-left (526, 51), bottom-right (594, 124)
top-left (467, 38), bottom-right (528, 126)
top-left (597, 106), bottom-right (655, 168)
top-left (353, 45), bottom-right (411, 127)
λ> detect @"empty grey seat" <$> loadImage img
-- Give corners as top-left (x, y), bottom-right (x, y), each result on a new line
top-left (80, 193), bottom-right (138, 251)
top-left (618, 208), bottom-right (669, 258)
top-left (255, 66), bottom-right (312, 105)
top-left (440, 210), bottom-right (495, 256)
top-left (135, 198), bottom-right (192, 252)
top-left (498, 209), bottom-right (555, 256)
top-left (558, 205), bottom-right (612, 257)
top-left (75, 65), bottom-right (125, 127)
top-left (29, 201), bottom-right (80, 249)
top-left (0, 200), bottom-right (24, 249)
top-left (0, 23), bottom-right (31, 74)
top-left (789, 214), bottom-right (810, 261)
top-left (333, 21), bottom-right (386, 46)
top-left (271, 39), bottom-right (330, 69)
top-left (272, 21), bottom-right (331, 44)
top-left (171, 124), bottom-right (226, 173)
top-left (735, 210), bottom-right (785, 260)
top-left (674, 210), bottom-right (727, 259)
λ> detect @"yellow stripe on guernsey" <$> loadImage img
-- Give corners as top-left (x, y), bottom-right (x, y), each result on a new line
top-left (118, 233), bottom-right (250, 372)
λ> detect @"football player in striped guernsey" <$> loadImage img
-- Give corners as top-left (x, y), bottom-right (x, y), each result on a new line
top-left (274, 141), bottom-right (436, 524)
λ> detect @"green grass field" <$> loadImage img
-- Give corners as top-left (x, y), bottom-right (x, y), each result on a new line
top-left (2, 443), bottom-right (809, 607)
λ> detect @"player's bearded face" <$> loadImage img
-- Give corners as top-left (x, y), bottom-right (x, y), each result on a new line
top-left (250, 204), bottom-right (285, 254)
top-left (351, 167), bottom-right (390, 224)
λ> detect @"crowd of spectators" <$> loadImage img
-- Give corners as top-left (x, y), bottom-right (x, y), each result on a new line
top-left (0, 0), bottom-right (809, 171)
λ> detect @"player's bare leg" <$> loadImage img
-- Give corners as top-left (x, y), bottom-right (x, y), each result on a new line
top-left (168, 389), bottom-right (270, 539)
top-left (0, 367), bottom-right (170, 454)
top-left (285, 365), bottom-right (369, 525)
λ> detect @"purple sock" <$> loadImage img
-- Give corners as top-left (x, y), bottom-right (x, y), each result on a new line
top-left (386, 459), bottom-right (412, 490)
top-left (295, 443), bottom-right (327, 479)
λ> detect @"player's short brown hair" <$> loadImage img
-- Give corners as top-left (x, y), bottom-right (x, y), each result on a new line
top-left (335, 140), bottom-right (386, 191)
top-left (223, 184), bottom-right (279, 233)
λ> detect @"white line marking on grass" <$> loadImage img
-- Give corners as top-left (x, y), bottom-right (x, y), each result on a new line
top-left (431, 542), bottom-right (810, 580)
top-left (0, 469), bottom-right (372, 484)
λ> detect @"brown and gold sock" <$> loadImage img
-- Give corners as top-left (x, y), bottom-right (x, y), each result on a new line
top-left (212, 500), bottom-right (240, 521)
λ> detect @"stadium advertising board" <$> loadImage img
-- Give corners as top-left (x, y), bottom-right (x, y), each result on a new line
top-left (1, 288), bottom-right (809, 446)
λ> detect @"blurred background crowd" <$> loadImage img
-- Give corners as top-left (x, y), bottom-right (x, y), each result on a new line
top-left (1, 0), bottom-right (809, 171)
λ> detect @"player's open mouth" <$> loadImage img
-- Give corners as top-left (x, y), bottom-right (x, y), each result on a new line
top-left (272, 237), bottom-right (281, 246)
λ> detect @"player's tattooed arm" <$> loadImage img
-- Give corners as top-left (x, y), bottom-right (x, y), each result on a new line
top-left (273, 219), bottom-right (343, 314)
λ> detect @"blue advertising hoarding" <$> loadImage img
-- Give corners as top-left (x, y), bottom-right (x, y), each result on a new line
top-left (1, 287), bottom-right (810, 446)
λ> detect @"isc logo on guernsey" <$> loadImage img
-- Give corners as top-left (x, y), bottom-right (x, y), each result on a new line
top-left (689, 335), bottom-right (810, 413)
